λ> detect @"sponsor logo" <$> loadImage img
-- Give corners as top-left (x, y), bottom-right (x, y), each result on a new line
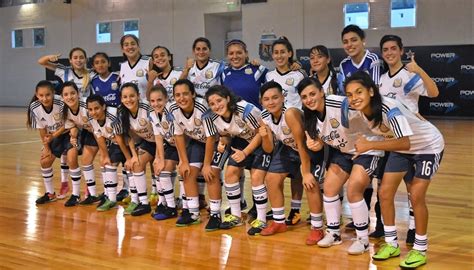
top-left (429, 102), bottom-right (457, 113)
top-left (460, 90), bottom-right (474, 100)
top-left (431, 77), bottom-right (458, 88)
top-left (460, 65), bottom-right (474, 74)
top-left (430, 52), bottom-right (459, 63)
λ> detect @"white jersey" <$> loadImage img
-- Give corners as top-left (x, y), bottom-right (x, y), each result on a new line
top-left (55, 64), bottom-right (94, 97)
top-left (360, 97), bottom-right (444, 154)
top-left (119, 55), bottom-right (150, 100)
top-left (149, 105), bottom-right (175, 146)
top-left (64, 98), bottom-right (93, 132)
top-left (168, 98), bottom-right (210, 143)
top-left (90, 106), bottom-right (122, 144)
top-left (266, 69), bottom-right (306, 109)
top-left (152, 69), bottom-right (183, 102)
top-left (123, 102), bottom-right (155, 143)
top-left (204, 100), bottom-right (261, 142)
top-left (261, 106), bottom-right (298, 151)
top-left (188, 59), bottom-right (223, 97)
top-left (379, 66), bottom-right (427, 113)
top-left (320, 71), bottom-right (337, 95)
top-left (316, 95), bottom-right (383, 156)
top-left (29, 96), bottom-right (65, 134)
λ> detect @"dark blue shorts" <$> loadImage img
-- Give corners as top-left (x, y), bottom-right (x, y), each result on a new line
top-left (384, 151), bottom-right (443, 180)
top-left (187, 139), bottom-right (205, 167)
top-left (136, 139), bottom-right (157, 157)
top-left (267, 142), bottom-right (301, 179)
top-left (80, 129), bottom-right (98, 147)
top-left (49, 132), bottom-right (74, 158)
top-left (227, 137), bottom-right (272, 171)
top-left (106, 142), bottom-right (126, 164)
top-left (164, 142), bottom-right (179, 161)
top-left (330, 148), bottom-right (380, 177)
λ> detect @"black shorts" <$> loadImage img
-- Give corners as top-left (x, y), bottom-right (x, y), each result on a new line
top-left (49, 132), bottom-right (74, 158)
top-left (187, 139), bottom-right (205, 168)
top-left (309, 148), bottom-right (328, 184)
top-left (384, 151), bottom-right (444, 180)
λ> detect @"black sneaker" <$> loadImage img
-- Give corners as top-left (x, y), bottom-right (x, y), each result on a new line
top-left (131, 203), bottom-right (151, 216)
top-left (96, 193), bottom-right (107, 208)
top-left (285, 209), bottom-right (301, 225)
top-left (406, 229), bottom-right (415, 245)
top-left (199, 194), bottom-right (208, 210)
top-left (176, 210), bottom-right (201, 227)
top-left (35, 192), bottom-right (57, 204)
top-left (153, 206), bottom-right (178, 220)
top-left (225, 199), bottom-right (248, 215)
top-left (266, 210), bottom-right (273, 220)
top-left (116, 189), bottom-right (129, 202)
top-left (153, 203), bottom-right (167, 215)
top-left (65, 195), bottom-right (80, 207)
top-left (79, 195), bottom-right (100, 205)
top-left (369, 222), bottom-right (385, 238)
top-left (247, 204), bottom-right (257, 223)
top-left (205, 214), bottom-right (221, 232)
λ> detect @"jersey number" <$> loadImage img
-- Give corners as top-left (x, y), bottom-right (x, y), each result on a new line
top-left (421, 161), bottom-right (433, 176)
top-left (261, 154), bottom-right (271, 168)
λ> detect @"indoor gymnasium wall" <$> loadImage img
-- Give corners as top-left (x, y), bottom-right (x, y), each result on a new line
top-left (0, 0), bottom-right (472, 106)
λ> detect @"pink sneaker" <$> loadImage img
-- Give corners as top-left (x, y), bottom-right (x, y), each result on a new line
top-left (57, 182), bottom-right (69, 199)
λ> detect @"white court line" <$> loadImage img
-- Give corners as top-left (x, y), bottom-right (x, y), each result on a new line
top-left (0, 140), bottom-right (40, 146)
top-left (0, 128), bottom-right (28, 132)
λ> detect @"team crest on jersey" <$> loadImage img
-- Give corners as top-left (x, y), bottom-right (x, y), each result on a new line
top-left (111, 82), bottom-right (119, 90)
top-left (205, 70), bottom-right (214, 79)
top-left (82, 116), bottom-right (89, 123)
top-left (194, 118), bottom-right (202, 126)
top-left (393, 78), bottom-right (402, 88)
top-left (139, 118), bottom-right (147, 126)
top-left (282, 126), bottom-right (291, 135)
top-left (379, 123), bottom-right (390, 133)
top-left (245, 68), bottom-right (253, 75)
top-left (106, 127), bottom-right (113, 133)
top-left (235, 118), bottom-right (245, 128)
top-left (161, 121), bottom-right (169, 130)
top-left (285, 78), bottom-right (294, 86)
top-left (170, 78), bottom-right (177, 85)
top-left (136, 69), bottom-right (144, 77)
top-left (53, 113), bottom-right (61, 121)
top-left (330, 118), bottom-right (340, 128)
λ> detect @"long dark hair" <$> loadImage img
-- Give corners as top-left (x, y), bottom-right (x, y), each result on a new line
top-left (296, 77), bottom-right (324, 138)
top-left (118, 82), bottom-right (140, 136)
top-left (271, 36), bottom-right (295, 66)
top-left (344, 71), bottom-right (383, 128)
top-left (379, 34), bottom-right (404, 72)
top-left (27, 80), bottom-right (55, 128)
top-left (60, 81), bottom-right (80, 121)
top-left (309, 45), bottom-right (339, 95)
top-left (91, 52), bottom-right (112, 73)
top-left (205, 85), bottom-right (242, 115)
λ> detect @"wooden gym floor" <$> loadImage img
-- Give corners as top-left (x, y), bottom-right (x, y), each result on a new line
top-left (0, 107), bottom-right (472, 269)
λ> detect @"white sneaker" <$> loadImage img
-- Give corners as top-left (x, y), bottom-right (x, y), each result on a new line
top-left (347, 237), bottom-right (369, 255)
top-left (317, 230), bottom-right (342, 247)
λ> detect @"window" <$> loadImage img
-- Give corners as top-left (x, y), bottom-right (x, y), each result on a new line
top-left (344, 3), bottom-right (369, 29)
top-left (11, 29), bottom-right (23, 48)
top-left (33, 28), bottom-right (45, 47)
top-left (96, 22), bottom-right (111, 43)
top-left (123, 20), bottom-right (139, 37)
top-left (391, 0), bottom-right (416, 28)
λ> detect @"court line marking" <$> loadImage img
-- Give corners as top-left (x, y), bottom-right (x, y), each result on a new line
top-left (0, 140), bottom-right (41, 146)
